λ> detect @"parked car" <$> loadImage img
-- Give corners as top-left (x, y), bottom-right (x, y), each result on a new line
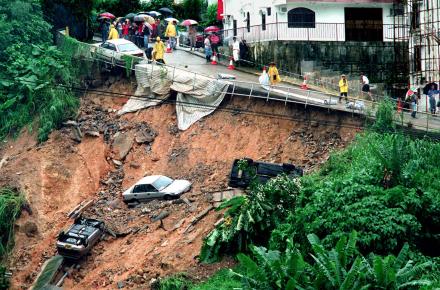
top-left (228, 158), bottom-right (303, 189)
top-left (92, 38), bottom-right (146, 65)
top-left (122, 175), bottom-right (191, 203)
top-left (56, 217), bottom-right (105, 260)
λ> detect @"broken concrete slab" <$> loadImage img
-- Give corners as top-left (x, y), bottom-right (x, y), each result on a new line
top-left (85, 130), bottom-right (100, 137)
top-left (112, 131), bottom-right (134, 160)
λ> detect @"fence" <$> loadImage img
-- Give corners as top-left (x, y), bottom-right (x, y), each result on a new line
top-left (221, 22), bottom-right (409, 43)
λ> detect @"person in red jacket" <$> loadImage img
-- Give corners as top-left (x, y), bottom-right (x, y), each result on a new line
top-left (122, 19), bottom-right (130, 40)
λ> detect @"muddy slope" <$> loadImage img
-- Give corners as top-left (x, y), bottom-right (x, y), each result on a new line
top-left (0, 80), bottom-right (361, 289)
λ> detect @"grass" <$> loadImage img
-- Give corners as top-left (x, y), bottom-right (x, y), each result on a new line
top-left (191, 269), bottom-right (241, 290)
top-left (0, 188), bottom-right (25, 262)
top-left (158, 269), bottom-right (241, 290)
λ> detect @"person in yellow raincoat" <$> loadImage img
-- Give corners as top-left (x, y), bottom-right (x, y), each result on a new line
top-left (268, 62), bottom-right (281, 85)
top-left (152, 37), bottom-right (166, 64)
top-left (338, 74), bottom-right (349, 103)
top-left (165, 21), bottom-right (177, 49)
top-left (108, 24), bottom-right (119, 40)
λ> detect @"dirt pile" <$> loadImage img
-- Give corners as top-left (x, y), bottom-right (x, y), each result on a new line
top-left (0, 80), bottom-right (361, 289)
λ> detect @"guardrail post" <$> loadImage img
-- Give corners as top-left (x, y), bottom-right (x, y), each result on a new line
top-left (248, 83), bottom-right (254, 99)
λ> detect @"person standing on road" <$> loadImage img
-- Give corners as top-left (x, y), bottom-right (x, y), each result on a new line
top-left (116, 21), bottom-right (122, 38)
top-left (151, 19), bottom-right (159, 39)
top-left (232, 37), bottom-right (240, 65)
top-left (165, 21), bottom-right (177, 49)
top-left (428, 85), bottom-right (440, 115)
top-left (239, 39), bottom-right (249, 65)
top-left (188, 25), bottom-right (197, 50)
top-left (108, 24), bottom-right (119, 40)
top-left (204, 36), bottom-right (212, 63)
top-left (268, 62), bottom-right (281, 85)
top-left (405, 88), bottom-right (418, 118)
top-left (339, 74), bottom-right (349, 103)
top-left (143, 22), bottom-right (151, 49)
top-left (360, 73), bottom-right (372, 101)
top-left (100, 20), bottom-right (110, 43)
top-left (122, 19), bottom-right (130, 40)
top-left (153, 37), bottom-right (166, 64)
top-left (209, 33), bottom-right (220, 58)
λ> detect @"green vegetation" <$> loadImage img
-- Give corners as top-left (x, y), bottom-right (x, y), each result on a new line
top-left (158, 269), bottom-right (240, 290)
top-left (0, 188), bottom-right (25, 261)
top-left (0, 188), bottom-right (24, 289)
top-left (0, 0), bottom-right (79, 142)
top-left (0, 265), bottom-right (9, 290)
top-left (197, 102), bottom-right (440, 288)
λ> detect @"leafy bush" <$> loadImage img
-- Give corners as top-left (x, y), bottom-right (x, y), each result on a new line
top-left (200, 175), bottom-right (300, 262)
top-left (0, 0), bottom-right (80, 142)
top-left (0, 188), bottom-right (24, 261)
top-left (0, 265), bottom-right (9, 290)
top-left (232, 232), bottom-right (434, 290)
top-left (289, 132), bottom-right (440, 256)
top-left (371, 100), bottom-right (396, 133)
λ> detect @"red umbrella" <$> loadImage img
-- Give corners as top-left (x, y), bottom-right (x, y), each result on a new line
top-left (204, 26), bottom-right (220, 33)
top-left (99, 12), bottom-right (115, 19)
top-left (181, 19), bottom-right (198, 26)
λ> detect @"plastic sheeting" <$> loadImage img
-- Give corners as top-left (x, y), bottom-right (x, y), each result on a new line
top-left (119, 62), bottom-right (229, 130)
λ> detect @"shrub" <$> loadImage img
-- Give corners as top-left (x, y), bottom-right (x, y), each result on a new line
top-left (231, 232), bottom-right (434, 290)
top-left (200, 175), bottom-right (300, 262)
top-left (0, 188), bottom-right (24, 261)
top-left (290, 132), bottom-right (440, 256)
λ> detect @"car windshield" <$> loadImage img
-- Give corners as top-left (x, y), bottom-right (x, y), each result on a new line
top-left (118, 43), bottom-right (139, 52)
top-left (152, 176), bottom-right (173, 191)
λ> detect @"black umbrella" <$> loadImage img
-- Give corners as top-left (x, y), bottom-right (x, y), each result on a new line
top-left (158, 7), bottom-right (173, 15)
top-left (125, 13), bottom-right (136, 21)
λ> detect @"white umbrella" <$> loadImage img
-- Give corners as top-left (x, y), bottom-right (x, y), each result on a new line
top-left (165, 17), bottom-right (179, 23)
top-left (181, 19), bottom-right (198, 26)
top-left (148, 11), bottom-right (162, 17)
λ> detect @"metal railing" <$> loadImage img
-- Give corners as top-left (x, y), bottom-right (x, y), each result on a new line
top-left (57, 32), bottom-right (440, 134)
top-left (220, 22), bottom-right (409, 43)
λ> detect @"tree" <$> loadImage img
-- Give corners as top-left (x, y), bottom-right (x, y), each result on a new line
top-left (182, 0), bottom-right (203, 21)
top-left (202, 3), bottom-right (220, 26)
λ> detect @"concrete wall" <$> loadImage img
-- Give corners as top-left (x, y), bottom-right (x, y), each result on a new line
top-left (248, 40), bottom-right (408, 85)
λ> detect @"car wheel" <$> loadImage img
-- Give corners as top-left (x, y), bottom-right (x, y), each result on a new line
top-left (163, 195), bottom-right (172, 200)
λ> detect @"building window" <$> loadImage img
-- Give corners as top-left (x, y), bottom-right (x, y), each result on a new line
top-left (288, 7), bottom-right (315, 28)
top-left (247, 12), bottom-right (250, 32)
top-left (262, 13), bottom-right (266, 31)
top-left (233, 19), bottom-right (237, 36)
top-left (267, 7), bottom-right (271, 16)
top-left (414, 45), bottom-right (422, 72)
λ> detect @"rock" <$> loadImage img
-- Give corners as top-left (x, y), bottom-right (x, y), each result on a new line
top-left (63, 120), bottom-right (78, 126)
top-left (113, 160), bottom-right (123, 166)
top-left (72, 126), bottom-right (83, 142)
top-left (85, 130), bottom-right (100, 137)
top-left (112, 131), bottom-right (134, 160)
top-left (23, 221), bottom-right (38, 237)
top-left (129, 162), bottom-right (141, 169)
top-left (135, 131), bottom-right (156, 144)
top-left (151, 156), bottom-right (160, 162)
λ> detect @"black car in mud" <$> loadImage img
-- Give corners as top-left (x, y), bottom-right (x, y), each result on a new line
top-left (228, 158), bottom-right (303, 189)
top-left (56, 217), bottom-right (105, 260)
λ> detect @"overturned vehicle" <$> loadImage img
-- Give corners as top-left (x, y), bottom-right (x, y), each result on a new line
top-left (56, 217), bottom-right (105, 260)
top-left (228, 158), bottom-right (303, 189)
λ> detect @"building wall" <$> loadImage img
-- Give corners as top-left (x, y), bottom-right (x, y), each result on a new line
top-left (222, 0), bottom-right (396, 42)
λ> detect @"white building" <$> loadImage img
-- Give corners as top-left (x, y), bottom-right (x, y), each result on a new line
top-left (221, 0), bottom-right (402, 43)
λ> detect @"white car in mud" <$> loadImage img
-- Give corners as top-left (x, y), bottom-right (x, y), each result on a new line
top-left (122, 175), bottom-right (191, 203)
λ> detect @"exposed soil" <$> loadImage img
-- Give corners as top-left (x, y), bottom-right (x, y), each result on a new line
top-left (0, 79), bottom-right (361, 289)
